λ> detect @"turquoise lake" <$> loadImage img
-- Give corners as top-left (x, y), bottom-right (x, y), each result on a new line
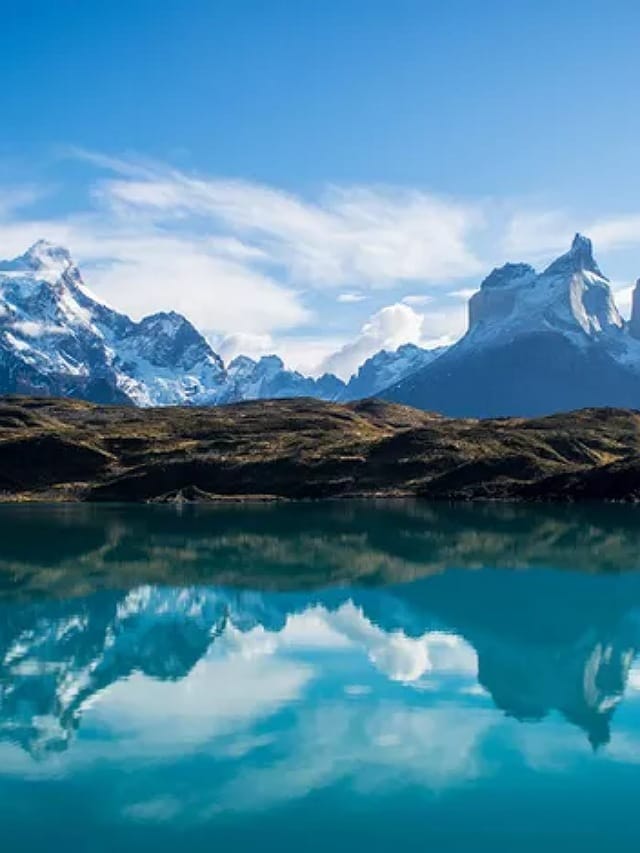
top-left (2, 501), bottom-right (640, 851)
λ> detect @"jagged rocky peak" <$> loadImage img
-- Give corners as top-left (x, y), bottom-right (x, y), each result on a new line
top-left (467, 234), bottom-right (622, 338)
top-left (629, 279), bottom-right (640, 340)
top-left (129, 311), bottom-right (225, 371)
top-left (468, 263), bottom-right (535, 330)
top-left (480, 262), bottom-right (536, 290)
top-left (543, 232), bottom-right (602, 277)
top-left (227, 354), bottom-right (257, 379)
top-left (255, 354), bottom-right (285, 374)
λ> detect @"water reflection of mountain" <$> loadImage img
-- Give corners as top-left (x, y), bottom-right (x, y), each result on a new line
top-left (2, 565), bottom-right (640, 756)
top-left (2, 501), bottom-right (640, 599)
top-left (377, 569), bottom-right (640, 748)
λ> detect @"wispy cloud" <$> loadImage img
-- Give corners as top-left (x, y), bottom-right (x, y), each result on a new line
top-left (337, 292), bottom-right (367, 303)
top-left (88, 157), bottom-right (486, 287)
top-left (504, 208), bottom-right (640, 261)
top-left (0, 151), bottom-right (487, 354)
top-left (3, 150), bottom-right (640, 374)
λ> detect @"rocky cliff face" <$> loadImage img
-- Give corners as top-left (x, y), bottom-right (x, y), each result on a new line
top-left (383, 235), bottom-right (640, 417)
top-left (630, 279), bottom-right (640, 340)
top-left (465, 234), bottom-right (623, 347)
top-left (467, 263), bottom-right (536, 332)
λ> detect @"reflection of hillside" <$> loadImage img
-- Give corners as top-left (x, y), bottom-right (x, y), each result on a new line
top-left (2, 564), bottom-right (640, 757)
top-left (2, 501), bottom-right (640, 599)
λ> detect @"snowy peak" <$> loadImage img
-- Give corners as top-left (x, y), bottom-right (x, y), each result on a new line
top-left (343, 342), bottom-right (446, 400)
top-left (130, 311), bottom-right (224, 372)
top-left (465, 234), bottom-right (622, 347)
top-left (0, 243), bottom-right (229, 406)
top-left (543, 233), bottom-right (602, 277)
top-left (226, 353), bottom-right (344, 402)
top-left (254, 354), bottom-right (285, 376)
top-left (1, 240), bottom-right (76, 278)
top-left (479, 262), bottom-right (536, 290)
top-left (22, 239), bottom-right (75, 272)
top-left (468, 263), bottom-right (536, 331)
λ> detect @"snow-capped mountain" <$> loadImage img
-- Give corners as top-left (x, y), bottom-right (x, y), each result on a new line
top-left (0, 240), bottom-right (443, 407)
top-left (341, 342), bottom-right (446, 401)
top-left (0, 241), bottom-right (229, 405)
top-left (464, 234), bottom-right (623, 349)
top-left (7, 235), bottom-right (639, 417)
top-left (225, 354), bottom-right (345, 402)
top-left (383, 235), bottom-right (640, 417)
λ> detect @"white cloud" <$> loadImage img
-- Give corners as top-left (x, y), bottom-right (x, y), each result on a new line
top-left (0, 186), bottom-right (48, 221)
top-left (503, 210), bottom-right (573, 258)
top-left (504, 208), bottom-right (640, 261)
top-left (6, 151), bottom-right (640, 371)
top-left (447, 287), bottom-right (477, 301)
top-left (320, 301), bottom-right (465, 380)
top-left (212, 331), bottom-right (349, 375)
top-left (590, 216), bottom-right (640, 251)
top-left (0, 152), bottom-right (488, 351)
top-left (87, 156), bottom-right (486, 287)
top-left (214, 332), bottom-right (275, 365)
top-left (402, 294), bottom-right (433, 306)
top-left (320, 303), bottom-right (426, 379)
top-left (337, 292), bottom-right (367, 303)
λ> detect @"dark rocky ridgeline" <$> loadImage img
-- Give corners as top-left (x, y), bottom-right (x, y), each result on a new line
top-left (0, 395), bottom-right (640, 503)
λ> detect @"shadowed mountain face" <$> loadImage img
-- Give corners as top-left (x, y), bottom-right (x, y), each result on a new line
top-left (2, 396), bottom-right (640, 502)
top-left (383, 331), bottom-right (640, 418)
top-left (383, 236), bottom-right (640, 417)
top-left (1, 502), bottom-right (640, 757)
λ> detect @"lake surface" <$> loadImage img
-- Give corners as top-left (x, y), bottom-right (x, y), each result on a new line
top-left (2, 501), bottom-right (640, 851)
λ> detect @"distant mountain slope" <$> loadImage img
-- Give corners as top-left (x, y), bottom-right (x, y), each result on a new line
top-left (225, 354), bottom-right (345, 402)
top-left (383, 235), bottom-right (640, 417)
top-left (340, 342), bottom-right (446, 401)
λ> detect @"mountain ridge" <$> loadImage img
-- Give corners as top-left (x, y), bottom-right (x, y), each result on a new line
top-left (0, 240), bottom-right (439, 406)
top-left (2, 235), bottom-right (640, 416)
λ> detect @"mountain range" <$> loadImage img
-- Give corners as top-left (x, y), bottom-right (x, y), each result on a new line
top-left (1, 235), bottom-right (640, 416)
top-left (0, 240), bottom-right (440, 407)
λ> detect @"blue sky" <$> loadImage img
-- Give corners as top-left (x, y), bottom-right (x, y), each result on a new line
top-left (2, 0), bottom-right (640, 376)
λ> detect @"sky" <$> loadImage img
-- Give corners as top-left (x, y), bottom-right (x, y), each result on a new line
top-left (2, 0), bottom-right (640, 378)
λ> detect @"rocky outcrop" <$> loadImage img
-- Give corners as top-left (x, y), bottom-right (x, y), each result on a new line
top-left (384, 235), bottom-right (640, 417)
